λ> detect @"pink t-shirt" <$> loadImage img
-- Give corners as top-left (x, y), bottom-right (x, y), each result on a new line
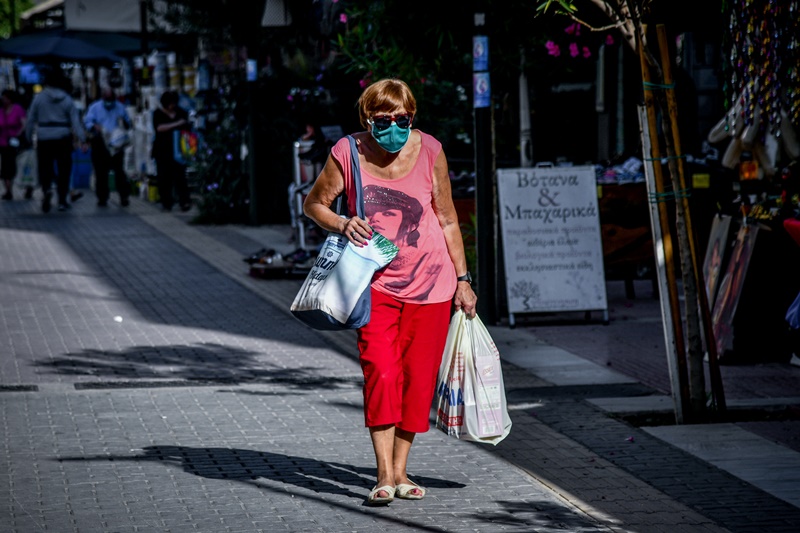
top-left (0, 104), bottom-right (26, 147)
top-left (333, 131), bottom-right (457, 304)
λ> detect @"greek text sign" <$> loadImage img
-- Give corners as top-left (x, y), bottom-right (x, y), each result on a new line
top-left (497, 166), bottom-right (607, 314)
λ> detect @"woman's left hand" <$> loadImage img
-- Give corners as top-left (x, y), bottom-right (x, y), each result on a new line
top-left (454, 282), bottom-right (477, 318)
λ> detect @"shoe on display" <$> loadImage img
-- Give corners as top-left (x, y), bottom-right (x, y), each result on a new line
top-left (57, 203), bottom-right (69, 212)
top-left (244, 248), bottom-right (271, 264)
top-left (70, 191), bottom-right (84, 202)
top-left (285, 248), bottom-right (312, 264)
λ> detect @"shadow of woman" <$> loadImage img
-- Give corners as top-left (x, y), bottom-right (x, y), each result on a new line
top-left (58, 445), bottom-right (464, 501)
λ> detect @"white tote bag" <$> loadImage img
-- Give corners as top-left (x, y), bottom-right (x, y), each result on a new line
top-left (290, 226), bottom-right (398, 329)
top-left (436, 310), bottom-right (512, 445)
top-left (290, 135), bottom-right (398, 330)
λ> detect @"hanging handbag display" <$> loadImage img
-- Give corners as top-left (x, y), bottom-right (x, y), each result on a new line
top-left (290, 135), bottom-right (399, 330)
top-left (173, 129), bottom-right (199, 165)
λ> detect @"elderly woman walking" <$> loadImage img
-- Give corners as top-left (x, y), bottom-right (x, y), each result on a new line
top-left (304, 78), bottom-right (477, 506)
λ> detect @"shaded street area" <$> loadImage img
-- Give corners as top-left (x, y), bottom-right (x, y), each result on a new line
top-left (1, 197), bottom-right (799, 532)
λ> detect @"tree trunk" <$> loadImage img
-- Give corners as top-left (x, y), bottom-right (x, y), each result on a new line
top-left (639, 38), bottom-right (707, 419)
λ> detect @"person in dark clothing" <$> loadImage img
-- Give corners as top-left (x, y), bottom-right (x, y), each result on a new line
top-left (152, 90), bottom-right (191, 211)
top-left (84, 86), bottom-right (132, 207)
top-left (25, 67), bottom-right (86, 213)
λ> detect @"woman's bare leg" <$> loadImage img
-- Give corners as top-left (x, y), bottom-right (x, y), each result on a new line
top-left (369, 424), bottom-right (396, 497)
top-left (393, 428), bottom-right (423, 496)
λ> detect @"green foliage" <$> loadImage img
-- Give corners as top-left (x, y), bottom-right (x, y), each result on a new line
top-left (536, 0), bottom-right (579, 14)
top-left (192, 92), bottom-right (250, 225)
top-left (335, 1), bottom-right (474, 158)
top-left (146, 0), bottom-right (266, 47)
top-left (0, 0), bottom-right (33, 39)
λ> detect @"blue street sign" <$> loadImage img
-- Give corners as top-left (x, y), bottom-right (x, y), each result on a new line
top-left (474, 72), bottom-right (491, 108)
top-left (473, 36), bottom-right (489, 71)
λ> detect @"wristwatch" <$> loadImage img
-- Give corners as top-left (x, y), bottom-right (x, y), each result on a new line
top-left (456, 271), bottom-right (473, 284)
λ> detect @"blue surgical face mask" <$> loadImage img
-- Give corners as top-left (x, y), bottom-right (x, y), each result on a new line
top-left (370, 122), bottom-right (411, 153)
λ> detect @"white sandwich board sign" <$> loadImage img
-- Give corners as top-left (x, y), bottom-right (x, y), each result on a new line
top-left (496, 165), bottom-right (608, 325)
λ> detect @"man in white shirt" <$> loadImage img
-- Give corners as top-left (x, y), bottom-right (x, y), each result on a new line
top-left (83, 87), bottom-right (131, 207)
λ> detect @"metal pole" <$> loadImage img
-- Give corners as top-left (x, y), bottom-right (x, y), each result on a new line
top-left (473, 11), bottom-right (497, 323)
top-left (139, 1), bottom-right (149, 55)
top-left (519, 49), bottom-right (532, 167)
top-left (9, 0), bottom-right (17, 36)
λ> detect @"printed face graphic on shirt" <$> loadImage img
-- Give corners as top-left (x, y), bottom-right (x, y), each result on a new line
top-left (362, 184), bottom-right (443, 301)
top-left (363, 185), bottom-right (422, 248)
top-left (370, 208), bottom-right (403, 242)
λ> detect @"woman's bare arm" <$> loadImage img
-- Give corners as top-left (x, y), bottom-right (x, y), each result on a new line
top-left (432, 149), bottom-right (477, 316)
top-left (303, 154), bottom-right (373, 244)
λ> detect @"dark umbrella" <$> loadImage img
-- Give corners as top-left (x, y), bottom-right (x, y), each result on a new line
top-left (0, 32), bottom-right (121, 64)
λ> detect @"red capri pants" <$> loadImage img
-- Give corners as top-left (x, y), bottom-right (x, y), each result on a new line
top-left (357, 287), bottom-right (452, 433)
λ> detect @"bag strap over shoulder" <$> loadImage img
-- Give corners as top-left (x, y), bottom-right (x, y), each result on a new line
top-left (346, 135), bottom-right (365, 220)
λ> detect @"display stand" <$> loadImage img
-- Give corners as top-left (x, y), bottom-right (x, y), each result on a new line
top-left (497, 164), bottom-right (608, 326)
top-left (248, 140), bottom-right (320, 278)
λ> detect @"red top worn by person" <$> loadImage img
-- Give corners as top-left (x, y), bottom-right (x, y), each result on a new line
top-left (0, 90), bottom-right (27, 200)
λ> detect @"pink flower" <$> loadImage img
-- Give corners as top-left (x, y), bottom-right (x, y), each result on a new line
top-left (287, 95), bottom-right (293, 102)
top-left (564, 24), bottom-right (576, 35)
top-left (339, 13), bottom-right (347, 23)
top-left (545, 40), bottom-right (561, 57)
top-left (359, 79), bottom-right (368, 89)
top-left (582, 46), bottom-right (591, 58)
top-left (606, 34), bottom-right (615, 46)
top-left (569, 43), bottom-right (579, 57)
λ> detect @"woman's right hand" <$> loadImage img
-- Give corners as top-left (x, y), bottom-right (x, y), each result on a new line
top-left (342, 216), bottom-right (373, 246)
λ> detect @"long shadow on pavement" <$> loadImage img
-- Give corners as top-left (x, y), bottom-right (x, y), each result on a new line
top-left (36, 344), bottom-right (363, 389)
top-left (58, 445), bottom-right (464, 501)
top-left (56, 446), bottom-right (605, 530)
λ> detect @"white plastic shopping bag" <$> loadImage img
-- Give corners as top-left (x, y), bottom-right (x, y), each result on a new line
top-left (435, 310), bottom-right (512, 445)
top-left (15, 149), bottom-right (37, 187)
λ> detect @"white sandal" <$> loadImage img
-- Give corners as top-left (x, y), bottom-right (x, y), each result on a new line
top-left (395, 480), bottom-right (425, 500)
top-left (367, 485), bottom-right (396, 506)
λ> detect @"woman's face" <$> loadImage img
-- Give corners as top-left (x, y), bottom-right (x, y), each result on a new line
top-left (370, 208), bottom-right (404, 241)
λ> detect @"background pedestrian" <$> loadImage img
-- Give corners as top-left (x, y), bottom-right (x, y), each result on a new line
top-left (24, 67), bottom-right (87, 213)
top-left (0, 89), bottom-right (26, 201)
top-left (84, 86), bottom-right (132, 207)
top-left (303, 78), bottom-right (477, 506)
top-left (152, 90), bottom-right (191, 212)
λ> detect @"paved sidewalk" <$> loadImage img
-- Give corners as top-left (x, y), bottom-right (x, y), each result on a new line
top-left (0, 194), bottom-right (797, 532)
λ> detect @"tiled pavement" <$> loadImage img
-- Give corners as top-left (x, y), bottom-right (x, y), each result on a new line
top-left (0, 191), bottom-right (798, 532)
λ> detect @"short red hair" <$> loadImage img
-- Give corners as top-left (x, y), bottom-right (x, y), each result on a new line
top-left (357, 78), bottom-right (417, 129)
